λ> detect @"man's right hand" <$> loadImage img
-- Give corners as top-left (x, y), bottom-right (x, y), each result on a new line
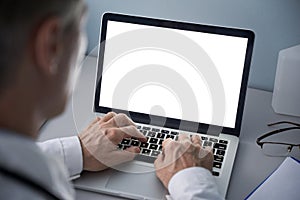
top-left (154, 134), bottom-right (213, 188)
top-left (78, 112), bottom-right (147, 171)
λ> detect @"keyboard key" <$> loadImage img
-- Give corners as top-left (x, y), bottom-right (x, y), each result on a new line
top-left (149, 144), bottom-right (158, 150)
top-left (219, 140), bottom-right (228, 144)
top-left (209, 138), bottom-right (218, 143)
top-left (140, 142), bottom-right (149, 148)
top-left (216, 149), bottom-right (225, 156)
top-left (149, 138), bottom-right (159, 144)
top-left (161, 129), bottom-right (170, 134)
top-left (131, 140), bottom-right (140, 146)
top-left (213, 161), bottom-right (222, 169)
top-left (147, 132), bottom-right (156, 137)
top-left (142, 126), bottom-right (151, 130)
top-left (142, 149), bottom-right (151, 155)
top-left (203, 141), bottom-right (212, 147)
top-left (152, 128), bottom-right (160, 132)
top-left (151, 150), bottom-right (161, 157)
top-left (156, 133), bottom-right (165, 139)
top-left (118, 144), bottom-right (123, 149)
top-left (214, 143), bottom-right (227, 150)
top-left (123, 145), bottom-right (130, 150)
top-left (170, 131), bottom-right (179, 135)
top-left (136, 125), bottom-right (141, 130)
top-left (201, 136), bottom-right (208, 140)
top-left (214, 155), bottom-right (224, 162)
top-left (141, 130), bottom-right (147, 135)
top-left (158, 145), bottom-right (163, 151)
top-left (158, 140), bottom-right (163, 145)
top-left (166, 135), bottom-right (175, 140)
top-left (121, 139), bottom-right (131, 145)
top-left (212, 171), bottom-right (220, 176)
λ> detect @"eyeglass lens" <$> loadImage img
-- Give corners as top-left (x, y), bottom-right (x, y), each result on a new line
top-left (262, 143), bottom-right (292, 156)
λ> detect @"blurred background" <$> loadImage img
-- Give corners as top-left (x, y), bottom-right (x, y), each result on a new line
top-left (84, 0), bottom-right (300, 92)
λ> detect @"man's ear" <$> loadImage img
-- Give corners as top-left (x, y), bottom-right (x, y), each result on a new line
top-left (33, 17), bottom-right (63, 75)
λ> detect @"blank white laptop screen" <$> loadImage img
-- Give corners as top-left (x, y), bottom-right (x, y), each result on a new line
top-left (98, 20), bottom-right (248, 128)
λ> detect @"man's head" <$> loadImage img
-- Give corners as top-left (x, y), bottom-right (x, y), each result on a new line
top-left (0, 0), bottom-right (87, 136)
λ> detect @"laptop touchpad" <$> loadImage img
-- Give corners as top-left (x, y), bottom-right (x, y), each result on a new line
top-left (106, 163), bottom-right (167, 199)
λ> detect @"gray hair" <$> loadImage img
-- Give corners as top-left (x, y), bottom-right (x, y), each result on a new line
top-left (0, 0), bottom-right (82, 93)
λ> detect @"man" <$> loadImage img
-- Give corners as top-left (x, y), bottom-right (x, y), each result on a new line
top-left (0, 0), bottom-right (222, 199)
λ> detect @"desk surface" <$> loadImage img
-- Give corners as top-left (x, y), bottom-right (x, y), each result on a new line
top-left (39, 56), bottom-right (300, 200)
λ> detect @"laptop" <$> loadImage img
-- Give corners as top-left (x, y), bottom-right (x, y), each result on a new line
top-left (73, 12), bottom-right (255, 199)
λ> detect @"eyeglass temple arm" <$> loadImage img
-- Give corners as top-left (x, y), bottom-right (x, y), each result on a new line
top-left (268, 121), bottom-right (300, 127)
top-left (256, 126), bottom-right (300, 146)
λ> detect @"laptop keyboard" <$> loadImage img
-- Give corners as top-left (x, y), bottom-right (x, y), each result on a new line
top-left (118, 125), bottom-right (228, 177)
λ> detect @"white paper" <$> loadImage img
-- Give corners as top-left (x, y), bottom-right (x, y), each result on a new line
top-left (247, 157), bottom-right (300, 200)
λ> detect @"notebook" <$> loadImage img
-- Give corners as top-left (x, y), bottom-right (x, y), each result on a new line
top-left (73, 12), bottom-right (255, 199)
top-left (246, 157), bottom-right (300, 200)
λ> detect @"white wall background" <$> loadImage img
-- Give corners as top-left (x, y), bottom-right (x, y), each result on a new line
top-left (85, 0), bottom-right (300, 91)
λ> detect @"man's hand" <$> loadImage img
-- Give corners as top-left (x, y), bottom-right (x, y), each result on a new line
top-left (154, 134), bottom-right (213, 188)
top-left (78, 112), bottom-right (146, 171)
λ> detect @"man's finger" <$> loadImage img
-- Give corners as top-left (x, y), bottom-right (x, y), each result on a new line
top-left (105, 126), bottom-right (146, 144)
top-left (119, 125), bottom-right (147, 142)
top-left (100, 112), bottom-right (117, 123)
top-left (162, 138), bottom-right (173, 148)
top-left (191, 135), bottom-right (201, 146)
top-left (113, 113), bottom-right (135, 127)
top-left (125, 146), bottom-right (140, 154)
top-left (198, 147), bottom-right (213, 159)
top-left (203, 146), bottom-right (213, 153)
top-left (162, 140), bottom-right (182, 168)
top-left (154, 154), bottom-right (164, 169)
top-left (178, 133), bottom-right (190, 142)
top-left (162, 139), bottom-right (184, 164)
top-left (103, 113), bottom-right (134, 128)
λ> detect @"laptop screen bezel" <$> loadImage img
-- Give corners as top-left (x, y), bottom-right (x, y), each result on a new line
top-left (94, 12), bottom-right (255, 137)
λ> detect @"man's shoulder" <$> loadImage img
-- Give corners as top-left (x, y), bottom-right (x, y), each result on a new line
top-left (0, 129), bottom-right (53, 181)
top-left (0, 171), bottom-right (49, 199)
top-left (0, 129), bottom-right (75, 200)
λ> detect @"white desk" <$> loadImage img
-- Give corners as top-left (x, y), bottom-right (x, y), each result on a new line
top-left (39, 56), bottom-right (300, 200)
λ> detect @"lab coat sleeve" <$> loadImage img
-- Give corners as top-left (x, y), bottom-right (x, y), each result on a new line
top-left (167, 167), bottom-right (224, 200)
top-left (37, 136), bottom-right (83, 178)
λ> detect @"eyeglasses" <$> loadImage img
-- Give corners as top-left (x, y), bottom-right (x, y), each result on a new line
top-left (256, 121), bottom-right (300, 157)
